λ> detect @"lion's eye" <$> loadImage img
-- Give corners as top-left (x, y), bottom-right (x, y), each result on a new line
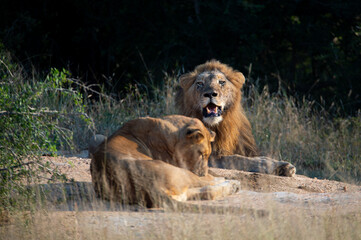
top-left (219, 80), bottom-right (226, 86)
top-left (196, 82), bottom-right (204, 88)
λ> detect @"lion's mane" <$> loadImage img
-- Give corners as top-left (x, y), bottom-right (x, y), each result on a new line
top-left (176, 60), bottom-right (258, 157)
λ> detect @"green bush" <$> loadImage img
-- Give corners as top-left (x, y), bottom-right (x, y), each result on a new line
top-left (0, 52), bottom-right (92, 208)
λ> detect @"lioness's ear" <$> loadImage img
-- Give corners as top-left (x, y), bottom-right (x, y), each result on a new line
top-left (186, 128), bottom-right (205, 143)
top-left (209, 130), bottom-right (216, 142)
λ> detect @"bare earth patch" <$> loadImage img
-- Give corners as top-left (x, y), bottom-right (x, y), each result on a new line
top-left (37, 153), bottom-right (361, 215)
top-left (2, 152), bottom-right (361, 239)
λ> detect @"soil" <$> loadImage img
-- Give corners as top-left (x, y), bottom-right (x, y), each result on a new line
top-left (39, 151), bottom-right (361, 214)
top-left (2, 151), bottom-right (361, 239)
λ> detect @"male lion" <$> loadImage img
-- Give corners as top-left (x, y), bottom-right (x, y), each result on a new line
top-left (176, 60), bottom-right (296, 177)
top-left (90, 115), bottom-right (240, 208)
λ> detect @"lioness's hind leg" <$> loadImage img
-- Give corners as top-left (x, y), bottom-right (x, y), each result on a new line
top-left (187, 179), bottom-right (240, 200)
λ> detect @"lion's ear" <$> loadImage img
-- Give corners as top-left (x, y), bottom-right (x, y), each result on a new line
top-left (224, 71), bottom-right (245, 89)
top-left (186, 128), bottom-right (205, 143)
top-left (238, 72), bottom-right (245, 86)
top-left (235, 72), bottom-right (245, 88)
top-left (179, 73), bottom-right (196, 90)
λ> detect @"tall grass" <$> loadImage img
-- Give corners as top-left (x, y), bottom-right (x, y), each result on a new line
top-left (244, 84), bottom-right (361, 183)
top-left (76, 75), bottom-right (361, 184)
top-left (84, 72), bottom-right (177, 138)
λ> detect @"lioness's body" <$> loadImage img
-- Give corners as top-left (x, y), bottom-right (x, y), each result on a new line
top-left (176, 60), bottom-right (296, 177)
top-left (90, 115), bottom-right (240, 207)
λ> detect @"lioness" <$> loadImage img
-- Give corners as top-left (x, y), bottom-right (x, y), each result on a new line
top-left (176, 60), bottom-right (296, 177)
top-left (90, 115), bottom-right (240, 207)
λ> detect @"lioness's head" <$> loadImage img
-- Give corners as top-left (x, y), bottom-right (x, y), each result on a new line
top-left (172, 117), bottom-right (216, 176)
top-left (177, 60), bottom-right (245, 127)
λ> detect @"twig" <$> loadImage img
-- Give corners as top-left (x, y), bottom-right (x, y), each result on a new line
top-left (68, 78), bottom-right (116, 101)
top-left (136, 47), bottom-right (153, 85)
top-left (0, 110), bottom-right (59, 117)
top-left (0, 58), bottom-right (14, 78)
top-left (0, 110), bottom-right (90, 118)
top-left (0, 161), bottom-right (35, 172)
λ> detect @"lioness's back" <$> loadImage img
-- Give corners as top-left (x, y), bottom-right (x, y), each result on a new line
top-left (90, 115), bottom-right (220, 207)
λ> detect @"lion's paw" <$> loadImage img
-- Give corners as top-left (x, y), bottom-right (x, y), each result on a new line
top-left (222, 180), bottom-right (241, 194)
top-left (275, 162), bottom-right (296, 177)
top-left (211, 179), bottom-right (241, 198)
top-left (212, 177), bottom-right (226, 184)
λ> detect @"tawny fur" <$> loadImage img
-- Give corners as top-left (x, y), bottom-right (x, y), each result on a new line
top-left (176, 60), bottom-right (258, 157)
top-left (90, 115), bottom-right (241, 207)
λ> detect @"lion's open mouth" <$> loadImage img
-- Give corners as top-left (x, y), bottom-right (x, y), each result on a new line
top-left (203, 103), bottom-right (222, 118)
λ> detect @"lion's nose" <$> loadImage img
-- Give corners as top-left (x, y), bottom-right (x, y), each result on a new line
top-left (204, 91), bottom-right (218, 98)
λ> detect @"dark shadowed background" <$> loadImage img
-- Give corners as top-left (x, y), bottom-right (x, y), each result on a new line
top-left (1, 0), bottom-right (360, 114)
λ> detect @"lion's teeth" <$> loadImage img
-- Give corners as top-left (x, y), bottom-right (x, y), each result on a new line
top-left (207, 108), bottom-right (211, 114)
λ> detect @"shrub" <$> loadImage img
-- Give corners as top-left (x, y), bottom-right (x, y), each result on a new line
top-left (0, 52), bottom-right (92, 208)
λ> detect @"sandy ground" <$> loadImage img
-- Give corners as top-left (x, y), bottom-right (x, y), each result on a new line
top-left (38, 152), bottom-right (361, 213)
top-left (2, 152), bottom-right (361, 239)
top-left (43, 151), bottom-right (361, 193)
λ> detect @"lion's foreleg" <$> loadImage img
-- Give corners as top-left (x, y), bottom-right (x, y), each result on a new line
top-left (209, 155), bottom-right (296, 177)
top-left (185, 177), bottom-right (240, 200)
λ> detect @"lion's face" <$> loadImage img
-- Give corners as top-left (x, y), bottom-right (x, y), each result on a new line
top-left (176, 60), bottom-right (258, 157)
top-left (174, 120), bottom-right (215, 176)
top-left (194, 70), bottom-right (238, 126)
top-left (178, 60), bottom-right (245, 129)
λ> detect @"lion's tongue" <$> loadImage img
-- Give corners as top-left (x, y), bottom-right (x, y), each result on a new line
top-left (207, 105), bottom-right (218, 114)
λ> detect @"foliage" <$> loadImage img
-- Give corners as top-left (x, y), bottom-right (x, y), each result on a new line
top-left (0, 52), bottom-right (92, 208)
top-left (0, 0), bottom-right (360, 113)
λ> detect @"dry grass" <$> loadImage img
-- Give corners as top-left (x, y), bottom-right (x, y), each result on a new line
top-left (245, 84), bottom-right (361, 183)
top-left (2, 205), bottom-right (361, 240)
top-left (78, 75), bottom-right (361, 183)
top-left (1, 71), bottom-right (361, 239)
